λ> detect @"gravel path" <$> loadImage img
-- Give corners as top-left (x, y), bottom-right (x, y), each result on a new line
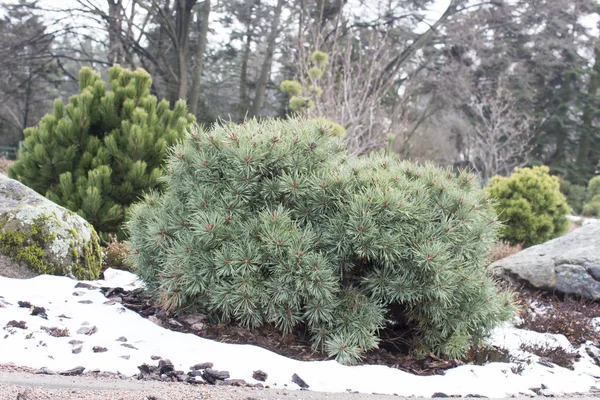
top-left (1, 365), bottom-right (600, 400)
top-left (0, 365), bottom-right (404, 400)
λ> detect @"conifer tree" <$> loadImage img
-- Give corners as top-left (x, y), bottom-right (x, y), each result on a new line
top-left (9, 66), bottom-right (195, 237)
top-left (127, 118), bottom-right (514, 364)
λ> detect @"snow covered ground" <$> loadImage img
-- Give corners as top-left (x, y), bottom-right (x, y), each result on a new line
top-left (566, 215), bottom-right (600, 225)
top-left (1, 269), bottom-right (600, 398)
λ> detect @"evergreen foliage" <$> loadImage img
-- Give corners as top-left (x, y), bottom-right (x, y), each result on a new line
top-left (559, 177), bottom-right (586, 215)
top-left (279, 51), bottom-right (346, 139)
top-left (582, 201), bottom-right (600, 217)
top-left (310, 50), bottom-right (329, 67)
top-left (588, 176), bottom-right (600, 198)
top-left (582, 176), bottom-right (600, 217)
top-left (280, 51), bottom-right (326, 114)
top-left (487, 166), bottom-right (570, 247)
top-left (127, 118), bottom-right (513, 364)
top-left (279, 51), bottom-right (346, 138)
top-left (8, 65), bottom-right (195, 237)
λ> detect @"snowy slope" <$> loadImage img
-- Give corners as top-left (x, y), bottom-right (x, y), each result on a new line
top-left (1, 269), bottom-right (599, 398)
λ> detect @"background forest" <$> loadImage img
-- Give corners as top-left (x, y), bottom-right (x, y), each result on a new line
top-left (1, 0), bottom-right (599, 186)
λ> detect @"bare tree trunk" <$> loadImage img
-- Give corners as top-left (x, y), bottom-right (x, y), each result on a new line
top-left (239, 33), bottom-right (252, 120)
top-left (151, 0), bottom-right (179, 104)
top-left (550, 79), bottom-right (572, 166)
top-left (106, 0), bottom-right (124, 65)
top-left (576, 45), bottom-right (600, 173)
top-left (176, 0), bottom-right (197, 101)
top-left (21, 68), bottom-right (33, 140)
top-left (238, 1), bottom-right (258, 121)
top-left (76, 0), bottom-right (126, 65)
top-left (250, 0), bottom-right (285, 118)
top-left (122, 1), bottom-right (137, 68)
top-left (189, 0), bottom-right (210, 116)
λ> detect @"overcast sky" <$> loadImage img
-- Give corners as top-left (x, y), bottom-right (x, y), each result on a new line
top-left (4, 0), bottom-right (598, 63)
top-left (2, 0), bottom-right (453, 31)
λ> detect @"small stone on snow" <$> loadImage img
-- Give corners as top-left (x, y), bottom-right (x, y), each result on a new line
top-left (191, 362), bottom-right (213, 370)
top-left (253, 370), bottom-right (267, 381)
top-left (6, 320), bottom-right (27, 329)
top-left (292, 373), bottom-right (309, 389)
top-left (60, 366), bottom-right (85, 376)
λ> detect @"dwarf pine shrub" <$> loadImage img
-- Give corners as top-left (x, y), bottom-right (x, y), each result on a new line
top-left (9, 66), bottom-right (195, 237)
top-left (127, 118), bottom-right (513, 364)
top-left (487, 166), bottom-right (570, 247)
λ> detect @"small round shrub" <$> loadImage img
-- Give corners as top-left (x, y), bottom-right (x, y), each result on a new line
top-left (127, 118), bottom-right (513, 364)
top-left (582, 201), bottom-right (600, 217)
top-left (558, 177), bottom-right (586, 215)
top-left (580, 176), bottom-right (600, 217)
top-left (588, 176), bottom-right (600, 198)
top-left (487, 166), bottom-right (570, 247)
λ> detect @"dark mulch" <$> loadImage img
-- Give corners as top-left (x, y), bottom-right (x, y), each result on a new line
top-left (200, 321), bottom-right (464, 375)
top-left (99, 286), bottom-right (464, 376)
top-left (511, 282), bottom-right (600, 347)
top-left (99, 281), bottom-right (600, 377)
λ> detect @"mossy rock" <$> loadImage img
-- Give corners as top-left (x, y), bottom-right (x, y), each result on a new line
top-left (0, 174), bottom-right (101, 280)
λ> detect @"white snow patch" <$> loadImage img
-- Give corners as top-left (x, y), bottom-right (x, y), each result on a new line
top-left (97, 268), bottom-right (144, 290)
top-left (566, 215), bottom-right (600, 225)
top-left (0, 269), bottom-right (599, 397)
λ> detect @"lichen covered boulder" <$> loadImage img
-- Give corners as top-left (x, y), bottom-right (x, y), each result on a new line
top-left (488, 222), bottom-right (600, 300)
top-left (0, 174), bottom-right (101, 280)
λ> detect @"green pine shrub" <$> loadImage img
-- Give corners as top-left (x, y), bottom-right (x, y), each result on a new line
top-left (8, 65), bottom-right (195, 237)
top-left (487, 166), bottom-right (570, 247)
top-left (582, 200), bottom-right (600, 217)
top-left (588, 176), bottom-right (600, 198)
top-left (127, 118), bottom-right (514, 364)
top-left (582, 176), bottom-right (600, 217)
top-left (558, 177), bottom-right (586, 215)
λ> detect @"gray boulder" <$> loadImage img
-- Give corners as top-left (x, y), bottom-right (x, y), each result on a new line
top-left (488, 223), bottom-right (600, 300)
top-left (0, 174), bottom-right (102, 280)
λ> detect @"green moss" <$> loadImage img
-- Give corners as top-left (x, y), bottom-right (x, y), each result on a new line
top-left (16, 245), bottom-right (58, 275)
top-left (66, 233), bottom-right (102, 280)
top-left (0, 229), bottom-right (25, 252)
top-left (69, 240), bottom-right (79, 261)
top-left (82, 231), bottom-right (102, 280)
top-left (0, 228), bottom-right (62, 275)
top-left (27, 214), bottom-right (55, 246)
top-left (0, 215), bottom-right (101, 280)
